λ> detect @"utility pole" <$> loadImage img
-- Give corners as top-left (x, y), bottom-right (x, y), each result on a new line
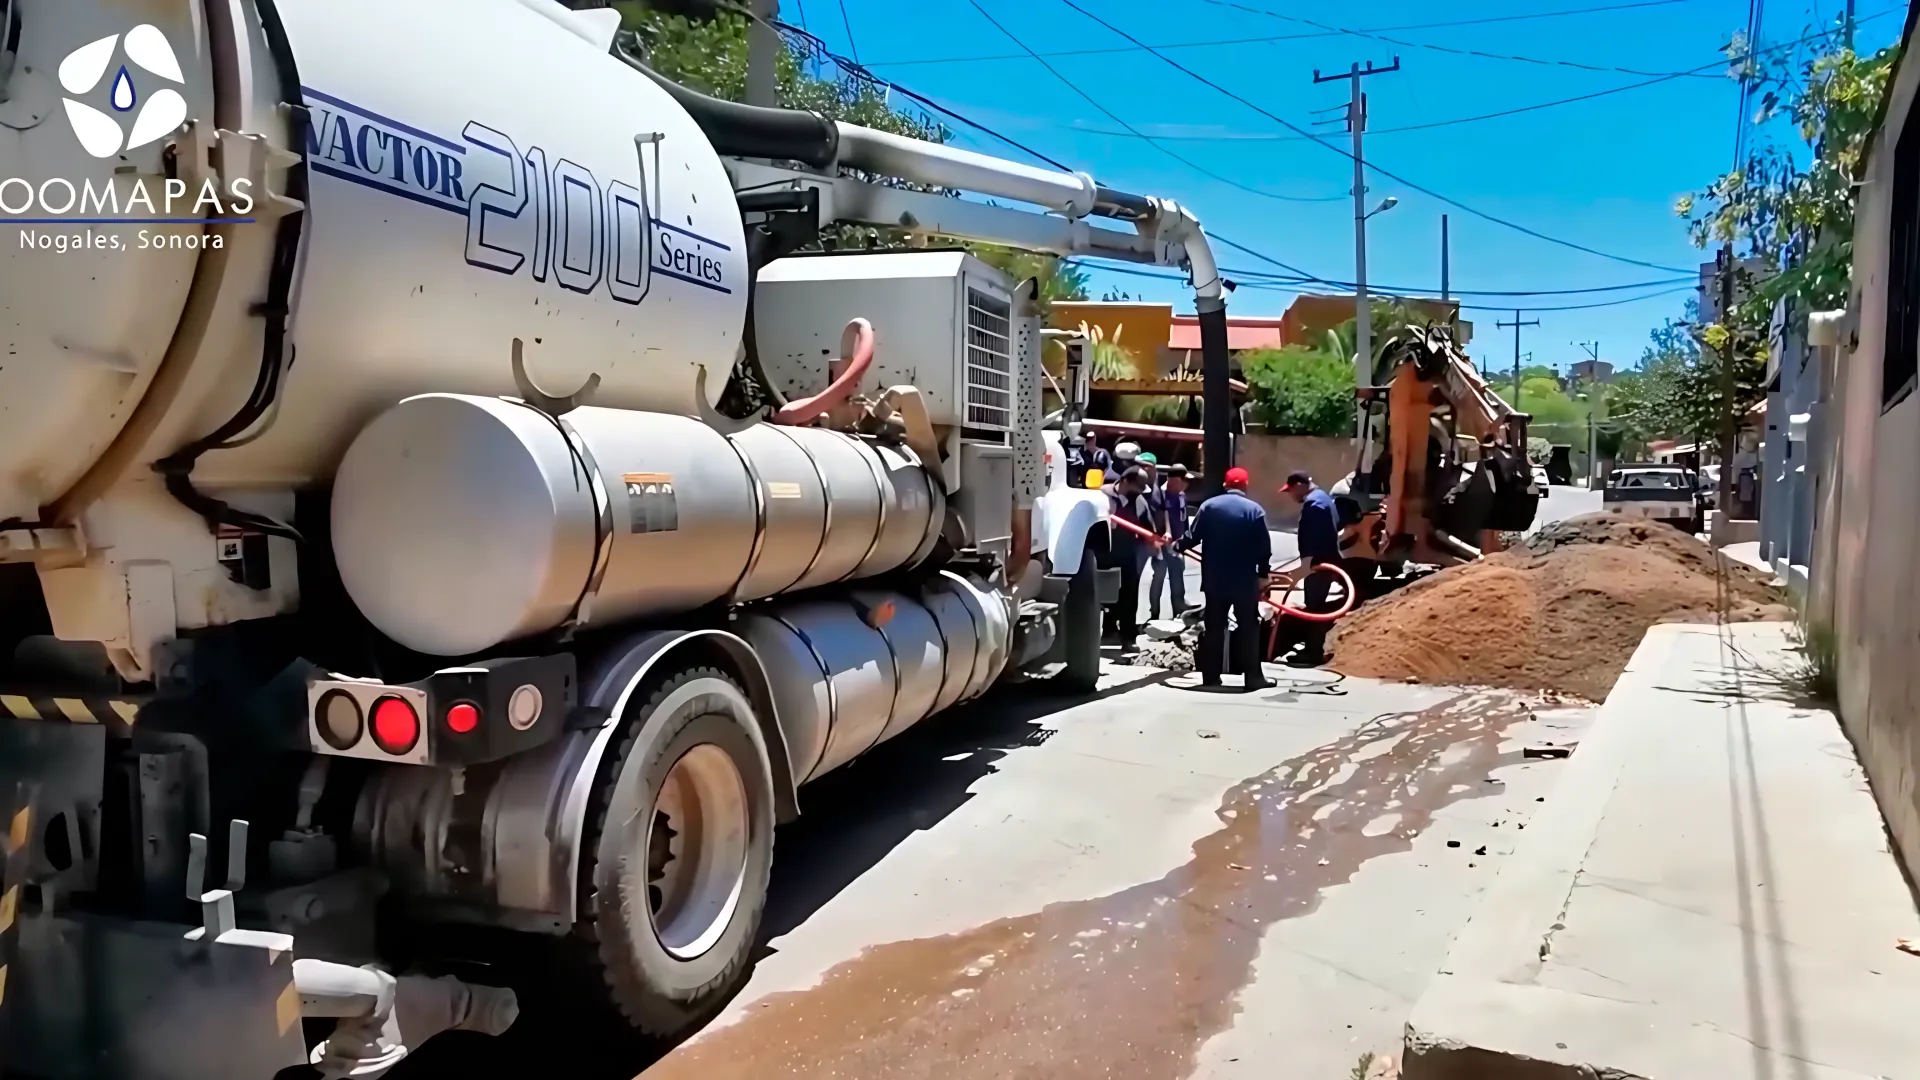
top-left (1716, 246), bottom-right (1738, 512)
top-left (1577, 340), bottom-right (1602, 485)
top-left (1313, 57), bottom-right (1400, 463)
top-left (1440, 213), bottom-right (1450, 305)
top-left (1497, 310), bottom-right (1539, 408)
top-left (1845, 0), bottom-right (1856, 51)
top-left (747, 0), bottom-right (780, 108)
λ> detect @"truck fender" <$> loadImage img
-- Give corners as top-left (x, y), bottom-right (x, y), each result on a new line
top-left (1039, 487), bottom-right (1109, 576)
top-left (475, 629), bottom-right (797, 930)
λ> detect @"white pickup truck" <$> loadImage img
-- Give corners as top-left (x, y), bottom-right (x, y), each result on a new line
top-left (1603, 465), bottom-right (1704, 533)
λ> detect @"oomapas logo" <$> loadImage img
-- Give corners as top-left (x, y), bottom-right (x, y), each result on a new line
top-left (58, 24), bottom-right (188, 159)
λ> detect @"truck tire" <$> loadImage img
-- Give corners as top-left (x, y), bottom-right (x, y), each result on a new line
top-left (577, 666), bottom-right (775, 1040)
top-left (1058, 550), bottom-right (1103, 693)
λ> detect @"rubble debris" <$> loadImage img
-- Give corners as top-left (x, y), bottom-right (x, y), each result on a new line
top-left (1329, 513), bottom-right (1791, 699)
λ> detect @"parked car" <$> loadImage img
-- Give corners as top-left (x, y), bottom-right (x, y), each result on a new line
top-left (1603, 464), bottom-right (1704, 533)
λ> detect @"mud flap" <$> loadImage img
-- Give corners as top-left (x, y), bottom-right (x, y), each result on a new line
top-left (1095, 567), bottom-right (1121, 606)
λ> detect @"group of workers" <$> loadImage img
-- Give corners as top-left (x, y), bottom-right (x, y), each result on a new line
top-left (1068, 430), bottom-right (1340, 689)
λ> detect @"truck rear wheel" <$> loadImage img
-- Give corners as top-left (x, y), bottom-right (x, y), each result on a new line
top-left (577, 666), bottom-right (775, 1040)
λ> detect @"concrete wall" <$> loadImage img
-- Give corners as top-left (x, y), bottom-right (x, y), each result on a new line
top-left (1810, 12), bottom-right (1920, 878)
top-left (1237, 434), bottom-right (1355, 526)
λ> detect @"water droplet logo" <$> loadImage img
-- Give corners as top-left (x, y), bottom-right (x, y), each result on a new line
top-left (58, 24), bottom-right (187, 159)
top-left (110, 65), bottom-right (136, 113)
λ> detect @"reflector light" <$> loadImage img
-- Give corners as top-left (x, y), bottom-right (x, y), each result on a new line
top-left (446, 701), bottom-right (480, 734)
top-left (371, 696), bottom-right (421, 755)
top-left (317, 690), bottom-right (363, 751)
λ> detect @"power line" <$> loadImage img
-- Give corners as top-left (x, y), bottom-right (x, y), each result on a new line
top-left (1079, 263), bottom-right (1699, 310)
top-left (834, 0), bottom-right (861, 63)
top-left (730, 2), bottom-right (1708, 297)
top-left (866, 0), bottom-right (1703, 68)
top-left (960, 0), bottom-right (1346, 203)
top-left (1056, 0), bottom-right (1700, 273)
top-left (1199, 0), bottom-right (1723, 80)
top-left (1056, 9), bottom-right (1899, 143)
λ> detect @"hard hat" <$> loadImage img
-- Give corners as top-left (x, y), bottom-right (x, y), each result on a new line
top-left (1115, 441), bottom-right (1141, 460)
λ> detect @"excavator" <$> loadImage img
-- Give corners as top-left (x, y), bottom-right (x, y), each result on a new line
top-left (1330, 322), bottom-right (1541, 584)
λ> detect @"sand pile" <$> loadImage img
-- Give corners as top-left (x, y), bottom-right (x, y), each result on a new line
top-left (1328, 512), bottom-right (1791, 700)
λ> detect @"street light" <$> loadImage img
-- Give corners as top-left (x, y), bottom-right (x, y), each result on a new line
top-left (1365, 196), bottom-right (1399, 220)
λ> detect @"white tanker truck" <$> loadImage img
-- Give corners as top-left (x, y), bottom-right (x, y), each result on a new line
top-left (0, 0), bottom-right (1232, 1073)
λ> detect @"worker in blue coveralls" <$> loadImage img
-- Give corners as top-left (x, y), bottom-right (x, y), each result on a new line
top-left (1178, 467), bottom-right (1271, 691)
top-left (1280, 470), bottom-right (1340, 666)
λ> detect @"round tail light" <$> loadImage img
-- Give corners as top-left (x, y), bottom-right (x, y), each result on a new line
top-left (446, 701), bottom-right (480, 734)
top-left (316, 690), bottom-right (363, 751)
top-left (371, 696), bottom-right (421, 755)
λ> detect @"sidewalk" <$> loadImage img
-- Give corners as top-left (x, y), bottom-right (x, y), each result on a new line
top-left (1403, 622), bottom-right (1920, 1080)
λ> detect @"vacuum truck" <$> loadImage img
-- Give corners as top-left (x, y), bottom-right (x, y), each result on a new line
top-left (0, 0), bottom-right (1232, 1073)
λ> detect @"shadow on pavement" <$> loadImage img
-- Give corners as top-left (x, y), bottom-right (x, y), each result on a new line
top-left (385, 672), bottom-right (1168, 1080)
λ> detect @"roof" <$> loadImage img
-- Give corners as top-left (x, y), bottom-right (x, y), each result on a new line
top-left (1166, 315), bottom-right (1289, 352)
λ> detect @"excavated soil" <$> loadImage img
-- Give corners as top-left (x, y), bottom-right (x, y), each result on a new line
top-left (1328, 512), bottom-right (1792, 700)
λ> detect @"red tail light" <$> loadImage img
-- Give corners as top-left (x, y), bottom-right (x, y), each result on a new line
top-left (371, 696), bottom-right (421, 755)
top-left (445, 701), bottom-right (480, 734)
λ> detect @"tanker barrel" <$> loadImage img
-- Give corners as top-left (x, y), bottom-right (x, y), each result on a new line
top-left (330, 395), bottom-right (945, 658)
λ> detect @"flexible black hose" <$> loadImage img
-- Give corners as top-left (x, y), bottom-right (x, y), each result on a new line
top-left (613, 40), bottom-right (838, 167)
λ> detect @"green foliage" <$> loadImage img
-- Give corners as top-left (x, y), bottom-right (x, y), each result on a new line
top-left (1243, 344), bottom-right (1356, 437)
top-left (1526, 436), bottom-right (1552, 464)
top-left (1680, 41), bottom-right (1899, 318)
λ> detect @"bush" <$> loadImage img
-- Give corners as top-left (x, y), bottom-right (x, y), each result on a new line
top-left (1243, 345), bottom-right (1354, 437)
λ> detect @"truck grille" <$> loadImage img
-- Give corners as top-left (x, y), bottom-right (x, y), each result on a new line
top-left (964, 287), bottom-right (1013, 430)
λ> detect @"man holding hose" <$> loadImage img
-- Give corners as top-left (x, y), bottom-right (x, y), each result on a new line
top-left (1279, 470), bottom-right (1340, 666)
top-left (1178, 467), bottom-right (1271, 691)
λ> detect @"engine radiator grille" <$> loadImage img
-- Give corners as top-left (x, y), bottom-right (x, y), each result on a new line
top-left (964, 288), bottom-right (1013, 431)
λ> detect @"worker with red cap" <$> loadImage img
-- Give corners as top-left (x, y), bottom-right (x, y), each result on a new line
top-left (1177, 466), bottom-right (1272, 690)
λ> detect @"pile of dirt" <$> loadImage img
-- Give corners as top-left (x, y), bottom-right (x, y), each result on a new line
top-left (1328, 512), bottom-right (1792, 700)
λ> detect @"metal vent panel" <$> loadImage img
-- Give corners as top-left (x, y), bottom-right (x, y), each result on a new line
top-left (964, 287), bottom-right (1013, 431)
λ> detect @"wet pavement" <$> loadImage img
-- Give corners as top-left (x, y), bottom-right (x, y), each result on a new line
top-left (633, 670), bottom-right (1592, 1080)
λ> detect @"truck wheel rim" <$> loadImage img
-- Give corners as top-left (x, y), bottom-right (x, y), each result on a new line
top-left (646, 741), bottom-right (750, 960)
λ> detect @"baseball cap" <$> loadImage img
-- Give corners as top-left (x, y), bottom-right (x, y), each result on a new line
top-left (1223, 467), bottom-right (1250, 489)
top-left (1285, 470), bottom-right (1312, 488)
top-left (1137, 451), bottom-right (1157, 465)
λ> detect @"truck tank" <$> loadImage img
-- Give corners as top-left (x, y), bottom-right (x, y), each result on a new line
top-left (330, 394), bottom-right (946, 656)
top-left (2, 0), bottom-right (746, 521)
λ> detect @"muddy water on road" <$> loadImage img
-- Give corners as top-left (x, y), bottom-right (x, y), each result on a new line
top-left (643, 691), bottom-right (1537, 1080)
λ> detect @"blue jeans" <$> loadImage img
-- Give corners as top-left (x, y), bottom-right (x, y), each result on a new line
top-left (1148, 548), bottom-right (1187, 619)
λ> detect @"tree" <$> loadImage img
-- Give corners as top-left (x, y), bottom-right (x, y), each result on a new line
top-left (1242, 343), bottom-right (1355, 437)
top-left (1679, 38), bottom-right (1899, 317)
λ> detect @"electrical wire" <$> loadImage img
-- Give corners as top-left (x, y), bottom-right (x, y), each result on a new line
top-left (834, 0), bottom-right (861, 64)
top-left (1055, 0), bottom-right (1697, 274)
top-left (867, 0), bottom-right (1704, 68)
top-left (961, 0), bottom-right (1345, 203)
top-left (1080, 260), bottom-right (1697, 297)
top-left (1039, 9), bottom-right (1901, 144)
top-left (1199, 0), bottom-right (1723, 80)
top-left (722, 0), bottom-right (1717, 302)
top-left (1079, 261), bottom-right (1698, 310)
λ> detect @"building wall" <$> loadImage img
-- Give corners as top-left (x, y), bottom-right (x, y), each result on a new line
top-left (1810, 15), bottom-right (1920, 876)
top-left (1236, 434), bottom-right (1356, 527)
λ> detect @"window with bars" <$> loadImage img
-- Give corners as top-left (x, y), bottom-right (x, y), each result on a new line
top-left (1884, 102), bottom-right (1920, 411)
top-left (965, 287), bottom-right (1014, 430)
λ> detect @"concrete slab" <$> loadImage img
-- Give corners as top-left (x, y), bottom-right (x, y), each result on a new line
top-left (1404, 623), bottom-right (1920, 1080)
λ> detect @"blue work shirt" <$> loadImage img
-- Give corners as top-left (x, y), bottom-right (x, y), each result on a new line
top-left (1180, 490), bottom-right (1271, 596)
top-left (1297, 486), bottom-right (1341, 563)
top-left (1156, 488), bottom-right (1190, 542)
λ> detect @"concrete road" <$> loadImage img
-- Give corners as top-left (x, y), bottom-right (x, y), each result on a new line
top-left (603, 667), bottom-right (1590, 1080)
top-left (1531, 482), bottom-right (1602, 532)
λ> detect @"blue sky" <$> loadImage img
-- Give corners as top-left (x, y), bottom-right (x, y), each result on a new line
top-left (786, 0), bottom-right (1905, 376)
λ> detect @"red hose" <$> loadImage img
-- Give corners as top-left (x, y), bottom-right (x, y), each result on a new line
top-left (772, 318), bottom-right (874, 426)
top-left (1107, 514), bottom-right (1358, 623)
